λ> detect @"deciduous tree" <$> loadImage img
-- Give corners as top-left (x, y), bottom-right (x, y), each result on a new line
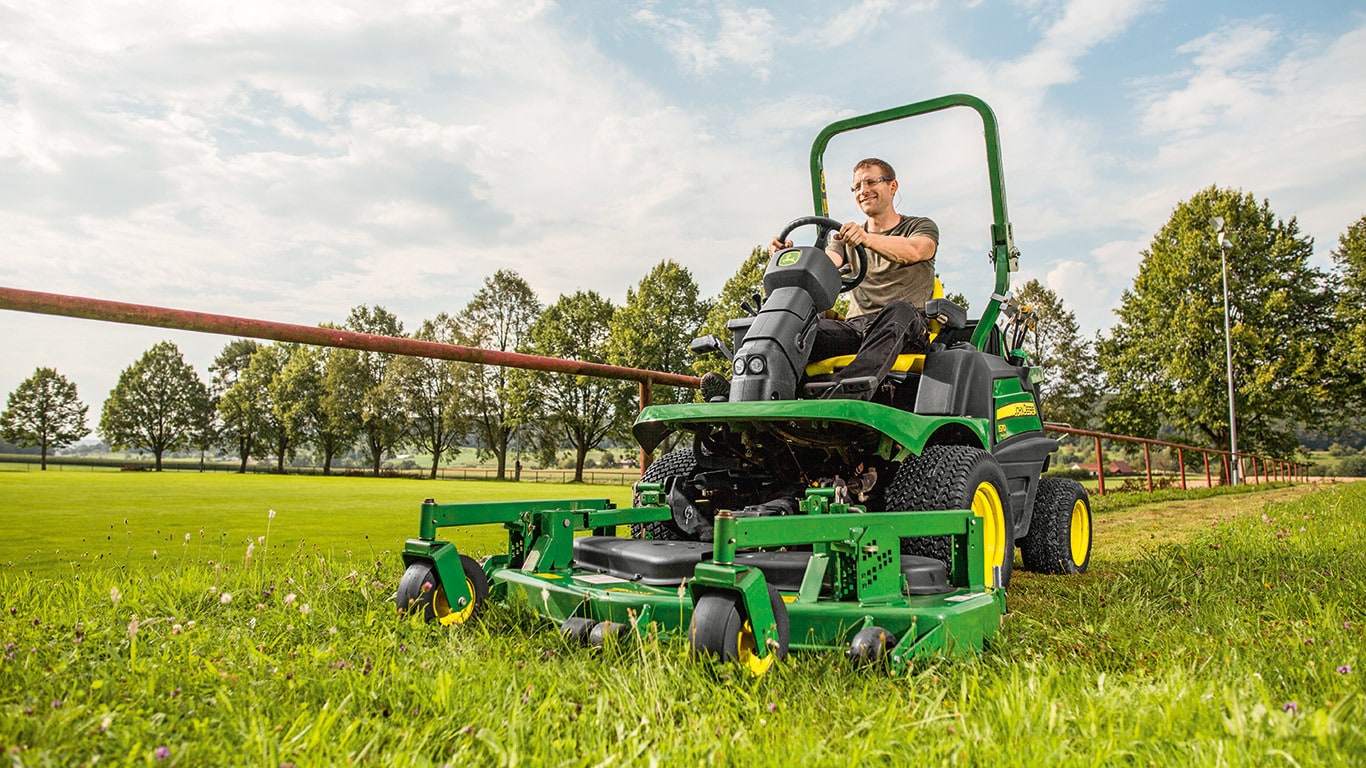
top-left (1097, 186), bottom-right (1331, 464)
top-left (0, 367), bottom-right (88, 470)
top-left (211, 339), bottom-right (262, 472)
top-left (608, 259), bottom-right (707, 407)
top-left (334, 306), bottom-right (407, 476)
top-left (386, 314), bottom-right (465, 479)
top-left (1330, 215), bottom-right (1366, 409)
top-left (99, 341), bottom-right (210, 471)
top-left (456, 271), bottom-right (540, 480)
top-left (1012, 279), bottom-right (1100, 428)
top-left (523, 290), bottom-right (632, 482)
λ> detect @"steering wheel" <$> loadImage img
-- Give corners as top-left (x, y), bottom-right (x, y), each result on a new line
top-left (776, 216), bottom-right (867, 292)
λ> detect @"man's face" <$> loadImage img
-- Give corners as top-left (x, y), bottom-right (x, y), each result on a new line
top-left (851, 166), bottom-right (896, 216)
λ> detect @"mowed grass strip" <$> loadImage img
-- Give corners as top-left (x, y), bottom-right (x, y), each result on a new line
top-left (0, 473), bottom-right (1362, 765)
top-left (0, 469), bottom-right (632, 577)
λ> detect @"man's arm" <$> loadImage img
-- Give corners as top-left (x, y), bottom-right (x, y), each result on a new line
top-left (828, 228), bottom-right (937, 266)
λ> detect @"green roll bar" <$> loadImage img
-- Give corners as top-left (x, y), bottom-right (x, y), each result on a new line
top-left (808, 93), bottom-right (1016, 350)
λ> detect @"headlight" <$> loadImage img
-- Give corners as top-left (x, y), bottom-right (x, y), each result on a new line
top-left (733, 357), bottom-right (746, 376)
top-left (746, 356), bottom-right (766, 375)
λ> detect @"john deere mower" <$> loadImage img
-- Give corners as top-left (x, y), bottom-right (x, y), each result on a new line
top-left (395, 94), bottom-right (1093, 675)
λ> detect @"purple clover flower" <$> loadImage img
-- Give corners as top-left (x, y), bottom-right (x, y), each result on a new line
top-left (154, 746), bottom-right (170, 760)
top-left (1282, 701), bottom-right (1298, 715)
top-left (1338, 665), bottom-right (1352, 674)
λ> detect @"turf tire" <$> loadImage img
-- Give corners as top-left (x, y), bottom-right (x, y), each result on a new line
top-left (629, 448), bottom-right (696, 540)
top-left (884, 445), bottom-right (1015, 590)
top-left (1018, 478), bottom-right (1092, 574)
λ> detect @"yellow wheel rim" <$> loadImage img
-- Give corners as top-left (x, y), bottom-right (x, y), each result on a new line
top-left (971, 481), bottom-right (1007, 588)
top-left (1069, 499), bottom-right (1090, 566)
top-left (736, 619), bottom-right (775, 677)
top-left (434, 577), bottom-right (478, 626)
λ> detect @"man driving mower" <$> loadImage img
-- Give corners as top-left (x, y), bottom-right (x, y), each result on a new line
top-left (703, 157), bottom-right (939, 402)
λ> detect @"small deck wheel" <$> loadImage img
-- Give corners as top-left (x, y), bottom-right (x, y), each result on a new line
top-left (847, 626), bottom-right (894, 666)
top-left (560, 617), bottom-right (596, 644)
top-left (688, 585), bottom-right (789, 676)
top-left (395, 554), bottom-right (489, 626)
top-left (588, 621), bottom-right (630, 647)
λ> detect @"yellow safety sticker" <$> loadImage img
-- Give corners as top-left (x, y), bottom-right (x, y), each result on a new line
top-left (995, 401), bottom-right (1038, 420)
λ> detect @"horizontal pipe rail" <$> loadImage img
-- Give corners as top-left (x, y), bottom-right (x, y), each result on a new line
top-left (0, 286), bottom-right (700, 389)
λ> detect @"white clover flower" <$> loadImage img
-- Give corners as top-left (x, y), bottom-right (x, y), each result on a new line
top-left (220, 592), bottom-right (233, 605)
top-left (284, 593), bottom-right (297, 605)
top-left (299, 603), bottom-right (311, 615)
top-left (268, 509), bottom-right (277, 520)
top-left (110, 587), bottom-right (122, 605)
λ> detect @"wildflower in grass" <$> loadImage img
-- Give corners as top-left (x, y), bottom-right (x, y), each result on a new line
top-left (422, 581), bottom-right (434, 593)
top-left (245, 542), bottom-right (255, 564)
top-left (152, 550), bottom-right (158, 560)
top-left (172, 624), bottom-right (182, 635)
top-left (1339, 665), bottom-right (1353, 674)
top-left (269, 509), bottom-right (277, 520)
top-left (154, 746), bottom-right (169, 760)
top-left (110, 587), bottom-right (121, 605)
top-left (127, 616), bottom-right (139, 639)
top-left (1283, 701), bottom-right (1298, 715)
top-left (220, 592), bottom-right (233, 605)
top-left (184, 533), bottom-right (190, 543)
top-left (299, 604), bottom-right (311, 615)
top-left (100, 716), bottom-right (111, 732)
top-left (284, 593), bottom-right (296, 605)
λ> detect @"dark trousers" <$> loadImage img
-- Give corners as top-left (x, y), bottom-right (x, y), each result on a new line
top-left (810, 301), bottom-right (929, 385)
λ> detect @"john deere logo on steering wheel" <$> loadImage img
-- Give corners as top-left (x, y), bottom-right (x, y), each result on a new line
top-left (777, 251), bottom-right (801, 266)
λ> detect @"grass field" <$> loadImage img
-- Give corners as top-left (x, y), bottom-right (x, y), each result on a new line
top-left (1, 470), bottom-right (1362, 765)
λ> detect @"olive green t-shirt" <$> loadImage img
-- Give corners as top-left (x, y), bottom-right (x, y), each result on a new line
top-left (828, 215), bottom-right (939, 318)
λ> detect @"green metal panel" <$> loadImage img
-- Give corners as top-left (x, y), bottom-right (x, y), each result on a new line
top-left (418, 497), bottom-right (614, 540)
top-left (806, 94), bottom-right (1015, 351)
top-left (632, 399), bottom-right (988, 455)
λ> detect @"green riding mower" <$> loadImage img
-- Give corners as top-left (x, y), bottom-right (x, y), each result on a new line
top-left (395, 94), bottom-right (1093, 676)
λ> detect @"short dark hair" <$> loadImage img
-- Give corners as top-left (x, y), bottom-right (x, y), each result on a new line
top-left (853, 158), bottom-right (895, 180)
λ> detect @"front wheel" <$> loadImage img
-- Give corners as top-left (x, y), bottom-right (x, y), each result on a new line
top-left (1018, 478), bottom-right (1092, 574)
top-left (689, 585), bottom-right (789, 676)
top-left (395, 554), bottom-right (489, 626)
top-left (884, 445), bottom-right (1015, 590)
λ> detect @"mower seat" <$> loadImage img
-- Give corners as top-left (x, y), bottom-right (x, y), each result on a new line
top-left (571, 536), bottom-right (952, 594)
top-left (802, 279), bottom-right (966, 387)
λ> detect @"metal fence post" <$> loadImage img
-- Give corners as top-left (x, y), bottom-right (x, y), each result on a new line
top-left (1143, 442), bottom-right (1153, 492)
top-left (1094, 434), bottom-right (1106, 496)
top-left (1177, 447), bottom-right (1186, 490)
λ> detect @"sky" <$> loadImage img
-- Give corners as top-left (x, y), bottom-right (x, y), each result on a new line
top-left (2, 0), bottom-right (1364, 436)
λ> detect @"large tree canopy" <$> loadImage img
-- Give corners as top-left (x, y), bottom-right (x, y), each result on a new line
top-left (99, 341), bottom-right (210, 471)
top-left (211, 339), bottom-right (263, 472)
top-left (1098, 186), bottom-right (1331, 460)
top-left (608, 259), bottom-right (707, 407)
top-left (1330, 215), bottom-right (1366, 409)
top-left (523, 290), bottom-right (632, 482)
top-left (457, 270), bottom-right (541, 480)
top-left (386, 314), bottom-right (465, 479)
top-left (1, 367), bottom-right (88, 470)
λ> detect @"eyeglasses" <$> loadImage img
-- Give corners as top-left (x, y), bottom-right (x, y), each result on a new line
top-left (850, 177), bottom-right (892, 193)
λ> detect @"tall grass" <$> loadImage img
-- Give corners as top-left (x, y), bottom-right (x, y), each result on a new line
top-left (0, 474), bottom-right (1362, 765)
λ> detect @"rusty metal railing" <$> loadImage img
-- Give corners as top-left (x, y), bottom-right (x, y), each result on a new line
top-left (1044, 424), bottom-right (1306, 495)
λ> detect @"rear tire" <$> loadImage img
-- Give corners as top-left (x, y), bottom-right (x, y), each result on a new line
top-left (630, 448), bottom-right (696, 540)
top-left (1018, 478), bottom-right (1092, 574)
top-left (884, 445), bottom-right (1015, 590)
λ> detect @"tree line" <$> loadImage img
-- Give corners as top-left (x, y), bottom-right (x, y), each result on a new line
top-left (4, 188), bottom-right (1365, 476)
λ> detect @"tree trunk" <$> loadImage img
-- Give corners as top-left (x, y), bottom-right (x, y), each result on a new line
top-left (430, 452), bottom-right (440, 480)
top-left (323, 448), bottom-right (334, 476)
top-left (573, 443), bottom-right (588, 483)
top-left (155, 449), bottom-right (164, 472)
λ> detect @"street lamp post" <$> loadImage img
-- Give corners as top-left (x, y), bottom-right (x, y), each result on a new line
top-left (1212, 216), bottom-right (1239, 485)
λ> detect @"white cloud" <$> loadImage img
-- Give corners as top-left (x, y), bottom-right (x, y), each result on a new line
top-left (633, 2), bottom-right (776, 78)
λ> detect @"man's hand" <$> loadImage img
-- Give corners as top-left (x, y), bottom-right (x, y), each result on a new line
top-left (769, 235), bottom-right (793, 252)
top-left (834, 221), bottom-right (868, 246)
